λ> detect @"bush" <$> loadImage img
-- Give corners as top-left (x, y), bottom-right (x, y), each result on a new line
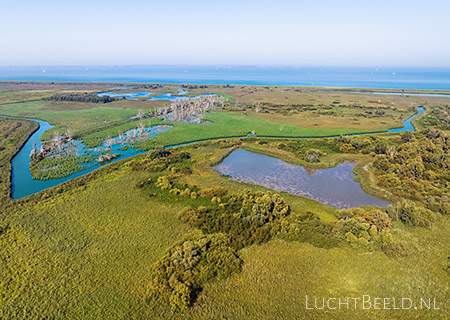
top-left (387, 200), bottom-right (435, 227)
top-left (275, 215), bottom-right (339, 248)
top-left (340, 143), bottom-right (356, 153)
top-left (130, 149), bottom-right (191, 172)
top-left (199, 186), bottom-right (227, 198)
top-left (304, 149), bottom-right (321, 163)
top-left (334, 208), bottom-right (393, 250)
top-left (148, 234), bottom-right (242, 310)
top-left (156, 176), bottom-right (172, 190)
top-left (47, 92), bottom-right (115, 103)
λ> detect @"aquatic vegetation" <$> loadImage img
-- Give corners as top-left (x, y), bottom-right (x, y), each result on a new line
top-left (25, 124), bottom-right (173, 183)
top-left (30, 154), bottom-right (96, 180)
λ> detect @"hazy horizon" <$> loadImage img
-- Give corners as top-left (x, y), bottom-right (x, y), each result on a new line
top-left (2, 64), bottom-right (450, 68)
top-left (2, 0), bottom-right (450, 67)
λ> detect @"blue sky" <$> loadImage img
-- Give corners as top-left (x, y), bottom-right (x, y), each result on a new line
top-left (1, 0), bottom-right (449, 66)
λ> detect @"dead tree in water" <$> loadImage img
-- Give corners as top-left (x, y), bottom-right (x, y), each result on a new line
top-left (52, 131), bottom-right (64, 155)
top-left (66, 129), bottom-right (73, 142)
top-left (155, 96), bottom-right (225, 123)
top-left (105, 136), bottom-right (114, 150)
top-left (30, 140), bottom-right (38, 157)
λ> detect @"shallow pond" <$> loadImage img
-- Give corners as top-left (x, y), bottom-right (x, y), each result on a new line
top-left (98, 87), bottom-right (216, 101)
top-left (214, 149), bottom-right (390, 209)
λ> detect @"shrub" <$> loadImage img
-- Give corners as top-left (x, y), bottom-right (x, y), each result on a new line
top-left (334, 208), bottom-right (393, 250)
top-left (387, 200), bottom-right (435, 227)
top-left (148, 234), bottom-right (242, 310)
top-left (304, 149), bottom-right (321, 163)
top-left (199, 186), bottom-right (227, 198)
top-left (340, 143), bottom-right (356, 153)
top-left (156, 176), bottom-right (172, 190)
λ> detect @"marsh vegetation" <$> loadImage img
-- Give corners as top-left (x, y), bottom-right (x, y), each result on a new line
top-left (0, 82), bottom-right (450, 319)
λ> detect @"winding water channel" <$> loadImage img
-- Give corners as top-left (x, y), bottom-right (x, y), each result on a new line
top-left (6, 107), bottom-right (424, 203)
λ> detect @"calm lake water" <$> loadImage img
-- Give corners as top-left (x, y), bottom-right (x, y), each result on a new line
top-left (1, 66), bottom-right (450, 89)
top-left (214, 150), bottom-right (390, 209)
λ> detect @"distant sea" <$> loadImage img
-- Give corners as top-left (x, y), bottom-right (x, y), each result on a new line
top-left (1, 65), bottom-right (450, 90)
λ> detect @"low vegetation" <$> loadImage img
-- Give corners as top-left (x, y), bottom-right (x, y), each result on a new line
top-left (1, 82), bottom-right (450, 319)
top-left (421, 105), bottom-right (450, 130)
top-left (0, 117), bottom-right (38, 203)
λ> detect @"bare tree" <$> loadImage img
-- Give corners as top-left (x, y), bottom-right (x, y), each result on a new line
top-left (66, 129), bottom-right (73, 142)
top-left (105, 136), bottom-right (114, 150)
top-left (52, 131), bottom-right (63, 155)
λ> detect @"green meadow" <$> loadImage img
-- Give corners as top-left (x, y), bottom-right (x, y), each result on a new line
top-left (0, 82), bottom-right (449, 319)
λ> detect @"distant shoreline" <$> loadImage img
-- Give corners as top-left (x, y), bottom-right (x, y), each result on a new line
top-left (1, 65), bottom-right (450, 90)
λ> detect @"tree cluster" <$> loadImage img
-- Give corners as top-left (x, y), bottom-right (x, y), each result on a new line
top-left (47, 92), bottom-right (115, 103)
top-left (180, 85), bottom-right (208, 89)
top-left (336, 135), bottom-right (387, 155)
top-left (148, 234), bottom-right (242, 310)
top-left (373, 129), bottom-right (450, 216)
top-left (333, 207), bottom-right (394, 251)
top-left (177, 189), bottom-right (290, 249)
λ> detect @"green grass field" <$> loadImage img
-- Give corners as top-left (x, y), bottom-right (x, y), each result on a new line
top-left (1, 82), bottom-right (450, 319)
top-left (1, 142), bottom-right (448, 319)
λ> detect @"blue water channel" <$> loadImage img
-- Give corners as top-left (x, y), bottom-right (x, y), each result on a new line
top-left (10, 119), bottom-right (171, 199)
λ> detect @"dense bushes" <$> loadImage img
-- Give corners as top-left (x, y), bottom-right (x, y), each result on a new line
top-left (336, 135), bottom-right (386, 155)
top-left (372, 129), bottom-right (450, 218)
top-left (333, 208), bottom-right (393, 250)
top-left (276, 139), bottom-right (339, 160)
top-left (129, 148), bottom-right (191, 173)
top-left (304, 149), bottom-right (322, 163)
top-left (387, 200), bottom-right (435, 227)
top-left (47, 92), bottom-right (115, 103)
top-left (147, 234), bottom-right (242, 310)
top-left (177, 189), bottom-right (291, 249)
